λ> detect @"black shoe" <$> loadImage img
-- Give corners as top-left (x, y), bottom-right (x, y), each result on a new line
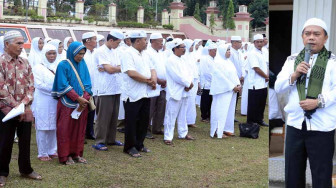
top-left (117, 128), bottom-right (125, 133)
top-left (145, 132), bottom-right (154, 139)
top-left (86, 135), bottom-right (95, 140)
top-left (234, 119), bottom-right (239, 123)
top-left (258, 121), bottom-right (269, 127)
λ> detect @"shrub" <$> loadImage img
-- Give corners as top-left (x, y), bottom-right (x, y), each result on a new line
top-left (163, 24), bottom-right (174, 30)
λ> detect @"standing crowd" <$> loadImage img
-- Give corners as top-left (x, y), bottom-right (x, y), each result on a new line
top-left (0, 29), bottom-right (268, 186)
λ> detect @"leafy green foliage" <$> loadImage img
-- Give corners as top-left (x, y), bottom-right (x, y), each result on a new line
top-left (248, 0), bottom-right (268, 28)
top-left (209, 13), bottom-right (216, 34)
top-left (193, 3), bottom-right (202, 22)
top-left (163, 24), bottom-right (174, 30)
top-left (224, 0), bottom-right (235, 29)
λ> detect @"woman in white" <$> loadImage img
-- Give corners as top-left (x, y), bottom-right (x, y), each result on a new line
top-left (0, 36), bottom-right (4, 56)
top-left (210, 44), bottom-right (241, 138)
top-left (28, 37), bottom-right (44, 68)
top-left (32, 44), bottom-right (58, 161)
top-left (49, 39), bottom-right (64, 65)
top-left (61, 37), bottom-right (74, 60)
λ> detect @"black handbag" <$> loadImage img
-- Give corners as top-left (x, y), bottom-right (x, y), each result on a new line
top-left (239, 123), bottom-right (260, 139)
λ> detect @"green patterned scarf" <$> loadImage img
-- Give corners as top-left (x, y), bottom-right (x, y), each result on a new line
top-left (294, 47), bottom-right (330, 101)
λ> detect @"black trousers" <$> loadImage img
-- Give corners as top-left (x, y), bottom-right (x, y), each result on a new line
top-left (123, 98), bottom-right (150, 153)
top-left (247, 87), bottom-right (267, 123)
top-left (285, 122), bottom-right (334, 188)
top-left (200, 89), bottom-right (212, 120)
top-left (0, 112), bottom-right (34, 177)
top-left (86, 110), bottom-right (95, 138)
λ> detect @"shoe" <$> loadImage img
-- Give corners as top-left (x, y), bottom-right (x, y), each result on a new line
top-left (224, 132), bottom-right (235, 136)
top-left (117, 128), bottom-right (125, 133)
top-left (0, 176), bottom-right (6, 187)
top-left (21, 171), bottom-right (42, 180)
top-left (258, 121), bottom-right (269, 127)
top-left (188, 124), bottom-right (197, 128)
top-left (201, 119), bottom-right (210, 123)
top-left (234, 119), bottom-right (239, 123)
top-left (145, 132), bottom-right (154, 139)
top-left (152, 130), bottom-right (164, 135)
top-left (85, 135), bottom-right (95, 140)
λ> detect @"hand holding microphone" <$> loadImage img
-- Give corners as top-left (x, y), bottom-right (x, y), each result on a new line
top-left (294, 44), bottom-right (311, 80)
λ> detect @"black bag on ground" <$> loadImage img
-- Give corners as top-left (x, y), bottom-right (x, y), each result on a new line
top-left (239, 123), bottom-right (260, 139)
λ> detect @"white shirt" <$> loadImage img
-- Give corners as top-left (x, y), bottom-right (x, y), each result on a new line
top-left (95, 44), bottom-right (122, 96)
top-left (166, 54), bottom-right (193, 101)
top-left (199, 55), bottom-right (214, 89)
top-left (275, 53), bottom-right (336, 132)
top-left (144, 46), bottom-right (166, 91)
top-left (83, 49), bottom-right (97, 95)
top-left (121, 46), bottom-right (154, 102)
top-left (247, 47), bottom-right (268, 90)
top-left (262, 46), bottom-right (269, 68)
top-left (230, 48), bottom-right (244, 78)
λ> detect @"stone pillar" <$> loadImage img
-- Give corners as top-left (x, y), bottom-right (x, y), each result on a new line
top-left (161, 9), bottom-right (169, 25)
top-left (75, 0), bottom-right (84, 21)
top-left (137, 6), bottom-right (144, 24)
top-left (233, 5), bottom-right (253, 42)
top-left (109, 3), bottom-right (117, 25)
top-left (38, 0), bottom-right (47, 22)
top-left (0, 0), bottom-right (3, 19)
top-left (168, 0), bottom-right (186, 30)
top-left (291, 0), bottom-right (336, 54)
top-left (205, 1), bottom-right (220, 27)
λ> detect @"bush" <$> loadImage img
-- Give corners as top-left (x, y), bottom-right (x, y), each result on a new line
top-left (163, 24), bottom-right (174, 30)
top-left (30, 15), bottom-right (44, 22)
top-left (117, 21), bottom-right (150, 28)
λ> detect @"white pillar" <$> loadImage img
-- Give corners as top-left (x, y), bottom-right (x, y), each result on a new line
top-left (0, 0), bottom-right (3, 19)
top-left (169, 0), bottom-right (186, 30)
top-left (109, 3), bottom-right (117, 25)
top-left (137, 6), bottom-right (144, 24)
top-left (291, 0), bottom-right (336, 54)
top-left (205, 1), bottom-right (219, 27)
top-left (161, 9), bottom-right (169, 25)
top-left (75, 0), bottom-right (84, 21)
top-left (38, 0), bottom-right (47, 22)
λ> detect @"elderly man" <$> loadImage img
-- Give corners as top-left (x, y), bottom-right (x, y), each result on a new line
top-left (0, 31), bottom-right (42, 187)
top-left (230, 36), bottom-right (244, 84)
top-left (145, 33), bottom-right (166, 138)
top-left (164, 38), bottom-right (194, 145)
top-left (275, 18), bottom-right (336, 188)
top-left (121, 30), bottom-right (157, 157)
top-left (246, 34), bottom-right (269, 127)
top-left (82, 32), bottom-right (97, 140)
top-left (92, 30), bottom-right (124, 151)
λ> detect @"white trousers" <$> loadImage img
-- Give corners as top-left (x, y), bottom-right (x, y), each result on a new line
top-left (186, 94), bottom-right (197, 125)
top-left (36, 130), bottom-right (57, 157)
top-left (164, 97), bottom-right (188, 141)
top-left (241, 75), bottom-right (249, 115)
top-left (118, 98), bottom-right (125, 120)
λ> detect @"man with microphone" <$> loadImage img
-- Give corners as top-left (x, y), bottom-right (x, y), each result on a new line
top-left (275, 18), bottom-right (336, 188)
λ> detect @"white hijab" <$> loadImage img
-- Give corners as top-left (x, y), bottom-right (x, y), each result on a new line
top-left (48, 39), bottom-right (62, 65)
top-left (96, 34), bottom-right (105, 48)
top-left (28, 37), bottom-right (44, 68)
top-left (41, 44), bottom-right (58, 72)
top-left (0, 36), bottom-right (4, 56)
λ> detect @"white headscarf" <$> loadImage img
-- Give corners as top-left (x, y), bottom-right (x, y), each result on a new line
top-left (44, 37), bottom-right (52, 44)
top-left (63, 37), bottom-right (73, 51)
top-left (96, 34), bottom-right (105, 48)
top-left (216, 44), bottom-right (230, 61)
top-left (41, 44), bottom-right (58, 72)
top-left (0, 36), bottom-right (4, 56)
top-left (183, 39), bottom-right (194, 55)
top-left (48, 39), bottom-right (62, 65)
top-left (28, 37), bottom-right (44, 68)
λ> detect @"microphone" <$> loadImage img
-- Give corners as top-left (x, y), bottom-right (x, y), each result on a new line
top-left (301, 44), bottom-right (311, 80)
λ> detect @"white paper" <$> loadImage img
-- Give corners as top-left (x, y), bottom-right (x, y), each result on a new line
top-left (2, 103), bottom-right (25, 122)
top-left (71, 105), bottom-right (82, 119)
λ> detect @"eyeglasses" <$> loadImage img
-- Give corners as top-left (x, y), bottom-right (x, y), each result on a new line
top-left (177, 46), bottom-right (186, 49)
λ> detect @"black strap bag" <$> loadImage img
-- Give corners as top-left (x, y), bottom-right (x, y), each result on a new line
top-left (239, 123), bottom-right (260, 139)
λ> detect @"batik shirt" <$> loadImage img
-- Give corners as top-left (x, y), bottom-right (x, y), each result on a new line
top-left (0, 52), bottom-right (34, 115)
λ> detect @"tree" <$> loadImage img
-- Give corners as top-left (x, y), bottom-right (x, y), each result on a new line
top-left (209, 13), bottom-right (216, 34)
top-left (248, 0), bottom-right (268, 28)
top-left (193, 3), bottom-right (201, 22)
top-left (224, 0), bottom-right (235, 29)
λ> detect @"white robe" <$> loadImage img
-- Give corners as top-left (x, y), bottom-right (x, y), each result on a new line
top-left (210, 59), bottom-right (240, 138)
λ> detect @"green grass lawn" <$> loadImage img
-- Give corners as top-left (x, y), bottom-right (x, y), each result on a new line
top-left (7, 99), bottom-right (268, 188)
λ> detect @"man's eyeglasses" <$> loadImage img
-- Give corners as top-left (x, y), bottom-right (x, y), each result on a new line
top-left (177, 46), bottom-right (186, 49)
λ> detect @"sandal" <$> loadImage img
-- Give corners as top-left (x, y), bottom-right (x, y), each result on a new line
top-left (38, 156), bottom-right (52, 161)
top-left (92, 143), bottom-right (108, 151)
top-left (73, 156), bottom-right (87, 164)
top-left (109, 140), bottom-right (124, 146)
top-left (140, 147), bottom-right (151, 153)
top-left (164, 140), bottom-right (172, 145)
top-left (182, 135), bottom-right (195, 140)
top-left (127, 148), bottom-right (141, 158)
top-left (21, 171), bottom-right (42, 180)
top-left (49, 154), bottom-right (58, 159)
top-left (64, 156), bottom-right (75, 165)
top-left (0, 176), bottom-right (6, 187)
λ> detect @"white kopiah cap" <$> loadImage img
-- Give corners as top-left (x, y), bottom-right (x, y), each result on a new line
top-left (109, 29), bottom-right (124, 40)
top-left (207, 42), bottom-right (218, 50)
top-left (171, 38), bottom-right (184, 48)
top-left (231, 36), bottom-right (241, 41)
top-left (129, 30), bottom-right (147, 38)
top-left (4, 30), bottom-right (22, 41)
top-left (82, 32), bottom-right (96, 40)
top-left (302, 17), bottom-right (328, 34)
top-left (253, 34), bottom-right (263, 41)
top-left (150, 33), bottom-right (163, 40)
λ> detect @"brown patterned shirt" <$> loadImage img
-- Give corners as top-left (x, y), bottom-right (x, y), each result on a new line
top-left (0, 52), bottom-right (34, 117)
